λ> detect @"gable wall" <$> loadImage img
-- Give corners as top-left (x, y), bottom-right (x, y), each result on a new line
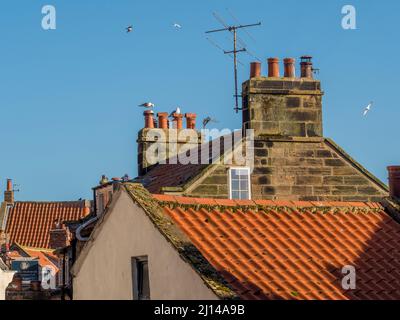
top-left (184, 139), bottom-right (387, 202)
top-left (72, 190), bottom-right (218, 300)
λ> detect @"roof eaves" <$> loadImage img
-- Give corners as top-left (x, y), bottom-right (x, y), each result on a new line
top-left (124, 183), bottom-right (238, 300)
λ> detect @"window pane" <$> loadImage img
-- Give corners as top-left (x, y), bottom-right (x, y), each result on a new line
top-left (232, 191), bottom-right (240, 199)
top-left (240, 192), bottom-right (249, 200)
top-left (240, 180), bottom-right (248, 191)
top-left (231, 179), bottom-right (240, 191)
top-left (140, 261), bottom-right (150, 300)
top-left (231, 170), bottom-right (240, 179)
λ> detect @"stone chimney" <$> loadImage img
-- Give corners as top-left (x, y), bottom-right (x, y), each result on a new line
top-left (388, 166), bottom-right (400, 199)
top-left (4, 179), bottom-right (14, 203)
top-left (242, 57), bottom-right (323, 138)
top-left (137, 111), bottom-right (203, 176)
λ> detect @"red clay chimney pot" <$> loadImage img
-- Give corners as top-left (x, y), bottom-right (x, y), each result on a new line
top-left (143, 110), bottom-right (154, 129)
top-left (267, 58), bottom-right (280, 78)
top-left (284, 58), bottom-right (295, 78)
top-left (172, 113), bottom-right (184, 129)
top-left (185, 113), bottom-right (197, 129)
top-left (300, 56), bottom-right (313, 79)
top-left (6, 179), bottom-right (12, 191)
top-left (157, 112), bottom-right (169, 129)
top-left (250, 62), bottom-right (261, 78)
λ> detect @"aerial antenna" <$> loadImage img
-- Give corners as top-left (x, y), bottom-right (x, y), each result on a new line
top-left (206, 12), bottom-right (261, 113)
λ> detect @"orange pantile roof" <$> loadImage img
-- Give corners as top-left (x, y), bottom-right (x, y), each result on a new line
top-left (9, 247), bottom-right (59, 272)
top-left (153, 194), bottom-right (400, 300)
top-left (5, 201), bottom-right (90, 249)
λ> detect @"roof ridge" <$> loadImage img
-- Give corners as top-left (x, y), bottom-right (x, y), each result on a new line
top-left (151, 194), bottom-right (384, 209)
top-left (14, 200), bottom-right (87, 204)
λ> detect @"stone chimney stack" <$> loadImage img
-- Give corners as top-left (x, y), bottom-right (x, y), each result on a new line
top-left (242, 56), bottom-right (323, 137)
top-left (4, 179), bottom-right (14, 203)
top-left (137, 110), bottom-right (203, 176)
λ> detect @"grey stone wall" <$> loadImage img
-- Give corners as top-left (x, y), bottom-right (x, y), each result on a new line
top-left (185, 138), bottom-right (388, 202)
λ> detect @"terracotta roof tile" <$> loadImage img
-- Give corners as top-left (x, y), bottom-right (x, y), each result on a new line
top-left (5, 201), bottom-right (90, 249)
top-left (153, 194), bottom-right (400, 300)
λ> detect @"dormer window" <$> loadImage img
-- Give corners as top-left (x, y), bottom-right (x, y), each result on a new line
top-left (229, 167), bottom-right (251, 200)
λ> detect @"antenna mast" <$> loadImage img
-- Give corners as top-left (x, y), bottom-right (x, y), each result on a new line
top-left (206, 22), bottom-right (261, 113)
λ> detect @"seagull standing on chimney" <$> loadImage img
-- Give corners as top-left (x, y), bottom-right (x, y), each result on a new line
top-left (126, 25), bottom-right (133, 33)
top-left (169, 107), bottom-right (181, 117)
top-left (138, 102), bottom-right (155, 108)
top-left (363, 101), bottom-right (373, 116)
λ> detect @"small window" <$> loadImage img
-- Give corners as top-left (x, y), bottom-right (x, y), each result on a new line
top-left (229, 167), bottom-right (251, 200)
top-left (131, 256), bottom-right (150, 300)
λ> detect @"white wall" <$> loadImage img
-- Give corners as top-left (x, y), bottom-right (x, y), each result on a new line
top-left (0, 269), bottom-right (15, 300)
top-left (73, 190), bottom-right (218, 300)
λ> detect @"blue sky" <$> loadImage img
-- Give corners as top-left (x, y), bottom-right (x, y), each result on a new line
top-left (0, 0), bottom-right (398, 200)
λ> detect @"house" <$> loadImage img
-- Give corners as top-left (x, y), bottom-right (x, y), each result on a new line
top-left (71, 57), bottom-right (400, 300)
top-left (0, 179), bottom-right (91, 299)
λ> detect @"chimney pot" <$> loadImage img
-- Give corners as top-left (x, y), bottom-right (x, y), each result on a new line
top-left (6, 179), bottom-right (12, 191)
top-left (157, 112), bottom-right (169, 129)
top-left (172, 113), bottom-right (183, 129)
top-left (284, 58), bottom-right (295, 78)
top-left (143, 110), bottom-right (154, 129)
top-left (388, 166), bottom-right (400, 198)
top-left (267, 58), bottom-right (280, 77)
top-left (4, 179), bottom-right (14, 203)
top-left (185, 113), bottom-right (197, 129)
top-left (300, 56), bottom-right (313, 79)
top-left (250, 62), bottom-right (261, 78)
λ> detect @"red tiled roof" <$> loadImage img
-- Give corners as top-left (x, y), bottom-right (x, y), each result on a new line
top-left (153, 194), bottom-right (400, 300)
top-left (5, 201), bottom-right (90, 249)
top-left (9, 247), bottom-right (59, 272)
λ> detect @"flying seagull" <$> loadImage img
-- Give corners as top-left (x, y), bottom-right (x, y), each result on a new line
top-left (363, 101), bottom-right (373, 116)
top-left (138, 102), bottom-right (155, 108)
top-left (202, 116), bottom-right (219, 128)
top-left (126, 25), bottom-right (133, 33)
top-left (169, 107), bottom-right (181, 117)
top-left (173, 23), bottom-right (182, 29)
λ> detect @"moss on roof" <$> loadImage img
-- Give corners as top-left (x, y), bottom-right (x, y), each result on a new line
top-left (124, 183), bottom-right (238, 300)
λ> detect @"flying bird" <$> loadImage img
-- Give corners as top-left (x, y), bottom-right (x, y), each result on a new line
top-left (173, 23), bottom-right (182, 29)
top-left (138, 102), bottom-right (155, 108)
top-left (202, 116), bottom-right (219, 128)
top-left (363, 101), bottom-right (373, 116)
top-left (126, 25), bottom-right (133, 33)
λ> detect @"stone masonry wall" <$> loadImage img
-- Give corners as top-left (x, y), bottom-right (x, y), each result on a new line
top-left (185, 138), bottom-right (388, 202)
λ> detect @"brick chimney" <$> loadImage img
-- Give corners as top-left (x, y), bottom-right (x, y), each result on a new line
top-left (49, 219), bottom-right (69, 249)
top-left (242, 56), bottom-right (323, 137)
top-left (4, 179), bottom-right (14, 203)
top-left (388, 166), bottom-right (400, 199)
top-left (137, 110), bottom-right (203, 176)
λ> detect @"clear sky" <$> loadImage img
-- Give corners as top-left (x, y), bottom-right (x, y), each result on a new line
top-left (0, 0), bottom-right (398, 201)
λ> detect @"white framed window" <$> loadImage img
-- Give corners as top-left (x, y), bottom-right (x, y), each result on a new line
top-left (229, 167), bottom-right (251, 200)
